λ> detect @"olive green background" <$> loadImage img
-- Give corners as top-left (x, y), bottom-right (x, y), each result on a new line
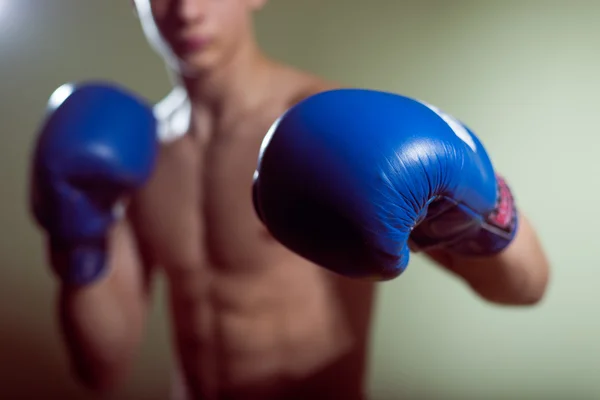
top-left (0, 1), bottom-right (596, 399)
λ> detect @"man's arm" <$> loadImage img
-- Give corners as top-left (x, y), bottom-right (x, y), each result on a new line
top-left (426, 212), bottom-right (550, 306)
top-left (266, 80), bottom-right (549, 302)
top-left (55, 216), bottom-right (154, 392)
top-left (30, 82), bottom-right (160, 392)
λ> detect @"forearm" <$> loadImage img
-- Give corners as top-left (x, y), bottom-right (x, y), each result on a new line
top-left (53, 221), bottom-right (151, 392)
top-left (428, 213), bottom-right (550, 305)
top-left (59, 282), bottom-right (140, 391)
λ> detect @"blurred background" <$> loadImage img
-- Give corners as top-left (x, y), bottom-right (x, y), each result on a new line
top-left (0, 0), bottom-right (597, 399)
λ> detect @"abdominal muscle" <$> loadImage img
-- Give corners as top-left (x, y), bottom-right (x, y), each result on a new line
top-left (165, 254), bottom-right (361, 400)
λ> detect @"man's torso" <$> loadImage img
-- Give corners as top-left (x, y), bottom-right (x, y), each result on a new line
top-left (130, 66), bottom-right (375, 399)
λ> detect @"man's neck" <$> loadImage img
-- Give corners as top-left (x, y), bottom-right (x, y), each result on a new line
top-left (181, 39), bottom-right (272, 118)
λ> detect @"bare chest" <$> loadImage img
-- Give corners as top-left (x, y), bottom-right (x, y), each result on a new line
top-left (133, 117), bottom-right (355, 354)
top-left (133, 116), bottom-right (286, 273)
top-left (131, 107), bottom-right (370, 398)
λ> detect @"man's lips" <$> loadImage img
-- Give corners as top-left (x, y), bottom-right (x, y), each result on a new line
top-left (175, 36), bottom-right (211, 53)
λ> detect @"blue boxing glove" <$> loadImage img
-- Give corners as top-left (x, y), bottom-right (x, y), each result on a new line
top-left (253, 89), bottom-right (518, 280)
top-left (30, 82), bottom-right (158, 285)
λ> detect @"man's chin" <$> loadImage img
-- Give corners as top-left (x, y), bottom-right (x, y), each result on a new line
top-left (169, 52), bottom-right (217, 77)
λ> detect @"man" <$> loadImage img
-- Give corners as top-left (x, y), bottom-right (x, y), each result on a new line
top-left (29, 1), bottom-right (550, 399)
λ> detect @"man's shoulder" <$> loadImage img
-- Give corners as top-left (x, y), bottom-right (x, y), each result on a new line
top-left (290, 75), bottom-right (345, 106)
top-left (274, 65), bottom-right (346, 107)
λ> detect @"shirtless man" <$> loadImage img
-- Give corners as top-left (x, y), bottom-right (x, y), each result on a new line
top-left (29, 1), bottom-right (550, 399)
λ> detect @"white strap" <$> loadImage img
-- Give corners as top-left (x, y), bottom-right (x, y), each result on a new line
top-left (153, 86), bottom-right (191, 143)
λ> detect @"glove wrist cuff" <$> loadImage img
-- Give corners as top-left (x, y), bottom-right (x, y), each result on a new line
top-left (408, 174), bottom-right (519, 255)
top-left (49, 236), bottom-right (109, 286)
top-left (446, 174), bottom-right (519, 255)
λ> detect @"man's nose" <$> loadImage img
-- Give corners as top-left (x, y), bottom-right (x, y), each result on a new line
top-left (178, 0), bottom-right (207, 23)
